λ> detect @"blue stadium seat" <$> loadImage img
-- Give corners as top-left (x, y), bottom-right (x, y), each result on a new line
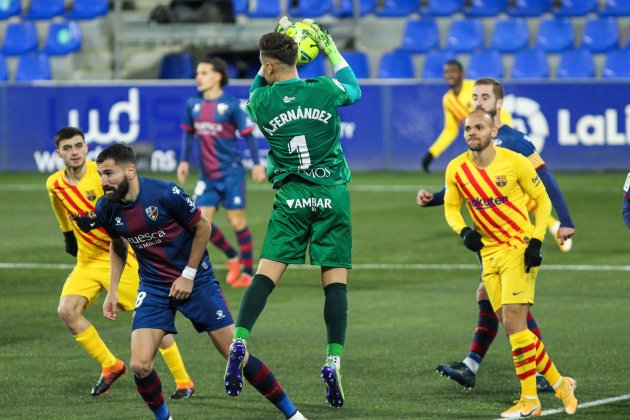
top-left (23, 0), bottom-right (64, 20)
top-left (342, 51), bottom-right (370, 78)
top-left (421, 50), bottom-right (456, 79)
top-left (602, 48), bottom-right (630, 78)
top-left (535, 18), bottom-right (574, 53)
top-left (599, 0), bottom-right (630, 16)
top-left (490, 17), bottom-right (529, 52)
top-left (15, 52), bottom-right (51, 81)
top-left (557, 48), bottom-right (594, 78)
top-left (290, 0), bottom-right (332, 18)
top-left (66, 0), bottom-right (108, 20)
top-left (158, 52), bottom-right (194, 79)
top-left (465, 0), bottom-right (509, 17)
top-left (376, 0), bottom-right (419, 17)
top-left (333, 0), bottom-right (376, 17)
top-left (378, 51), bottom-right (415, 78)
top-left (249, 0), bottom-right (280, 18)
top-left (421, 0), bottom-right (464, 17)
top-left (0, 55), bottom-right (7, 81)
top-left (232, 0), bottom-right (248, 15)
top-left (581, 17), bottom-right (619, 52)
top-left (445, 19), bottom-right (485, 52)
top-left (554, 0), bottom-right (597, 16)
top-left (1, 21), bottom-right (38, 56)
top-left (44, 22), bottom-right (82, 55)
top-left (508, 0), bottom-right (552, 17)
top-left (467, 49), bottom-right (504, 79)
top-left (299, 54), bottom-right (327, 78)
top-left (0, 0), bottom-right (20, 20)
top-left (511, 48), bottom-right (549, 79)
top-left (399, 19), bottom-right (439, 53)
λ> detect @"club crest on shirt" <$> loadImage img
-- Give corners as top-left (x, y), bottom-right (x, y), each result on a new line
top-left (217, 103), bottom-right (229, 115)
top-left (145, 206), bottom-right (158, 221)
top-left (85, 190), bottom-right (97, 201)
top-left (495, 175), bottom-right (507, 187)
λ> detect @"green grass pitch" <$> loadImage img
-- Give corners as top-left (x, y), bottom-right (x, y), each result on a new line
top-left (0, 171), bottom-right (628, 419)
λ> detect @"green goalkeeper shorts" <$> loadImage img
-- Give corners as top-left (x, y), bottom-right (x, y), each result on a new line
top-left (260, 180), bottom-right (352, 268)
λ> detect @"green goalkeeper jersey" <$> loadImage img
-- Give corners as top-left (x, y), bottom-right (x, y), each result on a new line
top-left (246, 69), bottom-right (360, 188)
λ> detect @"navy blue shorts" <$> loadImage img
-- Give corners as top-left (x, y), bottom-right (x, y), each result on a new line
top-left (132, 280), bottom-right (234, 334)
top-left (193, 173), bottom-right (246, 210)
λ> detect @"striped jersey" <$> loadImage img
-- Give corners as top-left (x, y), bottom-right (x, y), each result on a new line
top-left (495, 125), bottom-right (545, 170)
top-left (46, 160), bottom-right (137, 268)
top-left (95, 177), bottom-right (215, 292)
top-left (181, 93), bottom-right (254, 180)
top-left (444, 147), bottom-right (551, 254)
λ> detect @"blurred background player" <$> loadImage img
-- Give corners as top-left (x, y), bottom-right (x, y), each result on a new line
top-left (417, 78), bottom-right (576, 392)
top-left (420, 60), bottom-right (512, 173)
top-left (46, 127), bottom-right (194, 399)
top-left (95, 143), bottom-right (304, 420)
top-left (444, 110), bottom-right (577, 418)
top-left (224, 18), bottom-right (361, 409)
top-left (623, 169), bottom-right (630, 229)
top-left (177, 56), bottom-right (266, 288)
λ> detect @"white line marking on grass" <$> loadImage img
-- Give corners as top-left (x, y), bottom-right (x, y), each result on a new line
top-left (492, 393), bottom-right (630, 419)
top-left (2, 262), bottom-right (630, 272)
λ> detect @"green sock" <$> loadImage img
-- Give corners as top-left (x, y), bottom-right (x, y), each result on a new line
top-left (235, 274), bottom-right (275, 337)
top-left (324, 282), bottom-right (347, 357)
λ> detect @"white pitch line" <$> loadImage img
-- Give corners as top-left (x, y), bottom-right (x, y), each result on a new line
top-left (2, 262), bottom-right (630, 272)
top-left (493, 393), bottom-right (630, 419)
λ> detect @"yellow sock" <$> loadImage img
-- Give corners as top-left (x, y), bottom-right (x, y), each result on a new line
top-left (74, 325), bottom-right (116, 369)
top-left (533, 337), bottom-right (562, 387)
top-left (159, 341), bottom-right (192, 386)
top-left (509, 329), bottom-right (538, 398)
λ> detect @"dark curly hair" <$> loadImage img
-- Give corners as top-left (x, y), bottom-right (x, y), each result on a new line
top-left (259, 32), bottom-right (297, 66)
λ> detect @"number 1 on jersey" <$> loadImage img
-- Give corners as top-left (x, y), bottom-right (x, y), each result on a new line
top-left (288, 135), bottom-right (311, 169)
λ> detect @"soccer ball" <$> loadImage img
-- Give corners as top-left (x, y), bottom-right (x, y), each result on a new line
top-left (285, 22), bottom-right (319, 66)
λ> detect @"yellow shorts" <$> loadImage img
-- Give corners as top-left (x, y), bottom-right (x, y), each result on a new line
top-left (60, 259), bottom-right (139, 311)
top-left (481, 246), bottom-right (538, 311)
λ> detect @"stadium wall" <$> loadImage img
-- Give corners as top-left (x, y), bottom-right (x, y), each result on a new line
top-left (0, 80), bottom-right (628, 172)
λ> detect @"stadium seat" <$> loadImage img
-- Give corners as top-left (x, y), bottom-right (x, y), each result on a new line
top-left (232, 0), bottom-right (248, 15)
top-left (421, 0), bottom-right (465, 17)
top-left (0, 55), bottom-right (7, 81)
top-left (535, 18), bottom-right (574, 53)
top-left (1, 21), bottom-right (38, 56)
top-left (290, 0), bottom-right (332, 18)
top-left (465, 0), bottom-right (509, 17)
top-left (43, 22), bottom-right (82, 55)
top-left (490, 17), bottom-right (529, 52)
top-left (399, 19), bottom-right (439, 53)
top-left (599, 0), bottom-right (630, 16)
top-left (299, 54), bottom-right (327, 78)
top-left (378, 51), bottom-right (415, 78)
top-left (557, 48), bottom-right (594, 78)
top-left (508, 0), bottom-right (552, 17)
top-left (158, 52), bottom-right (194, 79)
top-left (15, 52), bottom-right (51, 81)
top-left (333, 0), bottom-right (376, 17)
top-left (376, 0), bottom-right (419, 17)
top-left (248, 0), bottom-right (280, 18)
top-left (23, 0), bottom-right (64, 20)
top-left (445, 19), bottom-right (485, 53)
top-left (0, 0), bottom-right (20, 20)
top-left (602, 48), bottom-right (630, 78)
top-left (554, 0), bottom-right (597, 16)
top-left (581, 17), bottom-right (619, 52)
top-left (421, 50), bottom-right (456, 79)
top-left (467, 49), bottom-right (504, 79)
top-left (342, 50), bottom-right (370, 78)
top-left (66, 0), bottom-right (108, 20)
top-left (511, 48), bottom-right (549, 79)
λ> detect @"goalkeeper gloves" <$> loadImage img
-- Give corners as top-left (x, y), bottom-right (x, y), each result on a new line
top-left (460, 227), bottom-right (484, 253)
top-left (302, 19), bottom-right (344, 67)
top-left (524, 238), bottom-right (543, 273)
top-left (275, 16), bottom-right (292, 34)
top-left (73, 215), bottom-right (102, 233)
top-left (63, 231), bottom-right (78, 257)
top-left (421, 152), bottom-right (434, 173)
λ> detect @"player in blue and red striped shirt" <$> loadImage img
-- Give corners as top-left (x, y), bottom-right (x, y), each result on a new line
top-left (177, 57), bottom-right (266, 288)
top-left (95, 143), bottom-right (304, 420)
top-left (623, 170), bottom-right (630, 229)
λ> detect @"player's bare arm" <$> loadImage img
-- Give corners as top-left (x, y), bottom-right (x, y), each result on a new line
top-left (104, 237), bottom-right (128, 320)
top-left (176, 161), bottom-right (189, 184)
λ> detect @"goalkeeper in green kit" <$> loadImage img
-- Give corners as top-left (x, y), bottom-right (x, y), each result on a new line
top-left (224, 17), bottom-right (361, 409)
